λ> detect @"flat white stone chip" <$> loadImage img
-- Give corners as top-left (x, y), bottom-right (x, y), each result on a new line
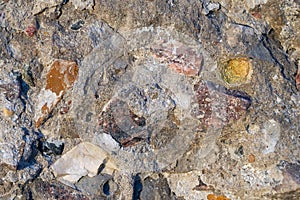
top-left (52, 142), bottom-right (110, 183)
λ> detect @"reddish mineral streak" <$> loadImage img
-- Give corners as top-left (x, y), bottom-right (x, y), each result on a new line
top-left (60, 100), bottom-right (72, 115)
top-left (150, 43), bottom-right (202, 76)
top-left (193, 81), bottom-right (251, 129)
top-left (226, 96), bottom-right (250, 121)
top-left (60, 105), bottom-right (69, 114)
top-left (121, 137), bottom-right (144, 147)
top-left (296, 71), bottom-right (300, 90)
top-left (26, 25), bottom-right (37, 37)
top-left (251, 12), bottom-right (262, 19)
top-left (193, 82), bottom-right (212, 126)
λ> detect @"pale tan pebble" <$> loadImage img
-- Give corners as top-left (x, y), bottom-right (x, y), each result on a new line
top-left (2, 107), bottom-right (14, 117)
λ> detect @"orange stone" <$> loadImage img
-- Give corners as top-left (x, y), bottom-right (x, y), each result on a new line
top-left (35, 60), bottom-right (78, 128)
top-left (45, 60), bottom-right (78, 95)
top-left (207, 194), bottom-right (230, 200)
top-left (207, 194), bottom-right (216, 200)
top-left (248, 154), bottom-right (256, 163)
top-left (217, 196), bottom-right (230, 200)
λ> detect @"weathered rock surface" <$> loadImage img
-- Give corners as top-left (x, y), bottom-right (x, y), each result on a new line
top-left (0, 0), bottom-right (299, 199)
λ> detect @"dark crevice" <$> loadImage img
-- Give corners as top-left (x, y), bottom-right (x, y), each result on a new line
top-left (261, 32), bottom-right (292, 81)
top-left (103, 180), bottom-right (110, 196)
top-left (132, 174), bottom-right (143, 200)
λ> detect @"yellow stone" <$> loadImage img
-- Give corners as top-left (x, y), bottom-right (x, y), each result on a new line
top-left (222, 58), bottom-right (252, 85)
top-left (2, 107), bottom-right (14, 117)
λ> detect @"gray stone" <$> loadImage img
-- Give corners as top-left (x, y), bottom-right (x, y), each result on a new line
top-left (140, 174), bottom-right (176, 200)
top-left (75, 174), bottom-right (112, 196)
top-left (0, 0), bottom-right (299, 199)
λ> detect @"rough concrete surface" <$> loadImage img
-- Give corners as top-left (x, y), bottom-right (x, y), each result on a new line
top-left (0, 0), bottom-right (299, 199)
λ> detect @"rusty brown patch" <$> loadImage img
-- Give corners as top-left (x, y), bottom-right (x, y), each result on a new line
top-left (36, 60), bottom-right (78, 128)
top-left (248, 154), bottom-right (256, 163)
top-left (41, 103), bottom-right (50, 114)
top-left (36, 118), bottom-right (44, 128)
top-left (45, 60), bottom-right (78, 96)
top-left (296, 72), bottom-right (300, 90)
